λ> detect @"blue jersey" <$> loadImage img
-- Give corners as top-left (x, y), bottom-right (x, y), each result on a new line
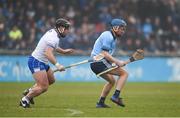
top-left (91, 31), bottom-right (117, 56)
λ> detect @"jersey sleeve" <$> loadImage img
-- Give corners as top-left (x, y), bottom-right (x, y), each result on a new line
top-left (101, 32), bottom-right (113, 51)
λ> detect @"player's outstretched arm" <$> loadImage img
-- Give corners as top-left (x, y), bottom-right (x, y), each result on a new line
top-left (55, 47), bottom-right (74, 54)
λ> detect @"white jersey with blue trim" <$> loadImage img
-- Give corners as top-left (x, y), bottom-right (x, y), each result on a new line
top-left (91, 31), bottom-right (117, 57)
top-left (32, 29), bottom-right (60, 63)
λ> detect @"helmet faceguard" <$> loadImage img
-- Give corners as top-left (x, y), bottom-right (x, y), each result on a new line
top-left (55, 18), bottom-right (71, 37)
top-left (111, 18), bottom-right (127, 37)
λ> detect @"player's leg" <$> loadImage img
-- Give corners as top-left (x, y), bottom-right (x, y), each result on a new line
top-left (22, 84), bottom-right (36, 104)
top-left (21, 57), bottom-right (51, 106)
top-left (28, 71), bottom-right (49, 97)
top-left (20, 70), bottom-right (49, 108)
top-left (109, 67), bottom-right (128, 91)
top-left (24, 68), bottom-right (55, 96)
top-left (46, 68), bottom-right (55, 85)
top-left (90, 59), bottom-right (115, 108)
top-left (96, 74), bottom-right (115, 108)
top-left (108, 67), bottom-right (128, 107)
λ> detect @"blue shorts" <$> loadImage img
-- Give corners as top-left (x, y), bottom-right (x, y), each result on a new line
top-left (28, 56), bottom-right (50, 74)
top-left (90, 59), bottom-right (112, 75)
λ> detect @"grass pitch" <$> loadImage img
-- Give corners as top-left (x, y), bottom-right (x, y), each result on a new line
top-left (0, 82), bottom-right (180, 117)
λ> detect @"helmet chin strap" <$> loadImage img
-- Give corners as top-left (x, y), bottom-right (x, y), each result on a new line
top-left (112, 26), bottom-right (119, 32)
top-left (58, 27), bottom-right (65, 33)
top-left (112, 26), bottom-right (124, 37)
top-left (55, 27), bottom-right (66, 38)
top-left (112, 27), bottom-right (120, 37)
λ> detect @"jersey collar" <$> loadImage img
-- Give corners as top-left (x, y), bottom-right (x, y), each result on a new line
top-left (110, 30), bottom-right (116, 40)
top-left (54, 27), bottom-right (61, 38)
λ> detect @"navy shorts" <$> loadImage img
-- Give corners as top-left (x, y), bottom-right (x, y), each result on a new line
top-left (28, 56), bottom-right (50, 74)
top-left (90, 59), bottom-right (113, 75)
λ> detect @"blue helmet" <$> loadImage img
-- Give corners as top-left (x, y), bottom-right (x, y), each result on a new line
top-left (110, 18), bottom-right (127, 27)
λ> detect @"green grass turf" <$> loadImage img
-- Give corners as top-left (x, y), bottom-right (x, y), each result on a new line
top-left (0, 82), bottom-right (180, 117)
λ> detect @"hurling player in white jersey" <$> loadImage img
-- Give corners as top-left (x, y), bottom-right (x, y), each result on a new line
top-left (20, 18), bottom-right (74, 108)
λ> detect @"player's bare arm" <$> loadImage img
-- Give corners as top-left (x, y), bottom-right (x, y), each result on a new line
top-left (45, 47), bottom-right (57, 65)
top-left (101, 51), bottom-right (126, 67)
top-left (45, 47), bottom-right (65, 71)
top-left (55, 47), bottom-right (74, 54)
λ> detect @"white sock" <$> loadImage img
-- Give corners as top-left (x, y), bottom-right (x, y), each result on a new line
top-left (22, 96), bottom-right (30, 104)
top-left (29, 88), bottom-right (32, 92)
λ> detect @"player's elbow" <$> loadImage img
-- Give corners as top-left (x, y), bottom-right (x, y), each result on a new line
top-left (44, 51), bottom-right (49, 58)
top-left (101, 51), bottom-right (108, 56)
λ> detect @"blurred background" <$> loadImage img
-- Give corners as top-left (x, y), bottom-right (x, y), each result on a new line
top-left (0, 0), bottom-right (180, 55)
top-left (0, 1), bottom-right (180, 116)
top-left (0, 0), bottom-right (180, 82)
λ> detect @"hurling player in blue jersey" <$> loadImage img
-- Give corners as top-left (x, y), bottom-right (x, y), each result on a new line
top-left (90, 18), bottom-right (128, 108)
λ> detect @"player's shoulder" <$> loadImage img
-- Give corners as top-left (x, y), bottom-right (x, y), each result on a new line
top-left (43, 29), bottom-right (58, 39)
top-left (46, 29), bottom-right (56, 35)
top-left (101, 31), bottom-right (111, 35)
top-left (101, 31), bottom-right (113, 39)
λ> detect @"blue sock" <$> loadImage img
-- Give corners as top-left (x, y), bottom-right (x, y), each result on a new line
top-left (113, 90), bottom-right (120, 98)
top-left (98, 97), bottom-right (106, 104)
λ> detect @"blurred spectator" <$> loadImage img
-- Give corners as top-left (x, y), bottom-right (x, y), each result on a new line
top-left (8, 25), bottom-right (23, 49)
top-left (142, 18), bottom-right (153, 39)
top-left (0, 21), bottom-right (6, 48)
top-left (0, 0), bottom-right (180, 55)
top-left (8, 26), bottom-right (23, 40)
top-left (99, 6), bottom-right (112, 24)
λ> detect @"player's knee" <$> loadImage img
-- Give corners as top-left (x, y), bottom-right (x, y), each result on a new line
top-left (49, 78), bottom-right (55, 85)
top-left (51, 79), bottom-right (55, 84)
top-left (125, 71), bottom-right (129, 78)
top-left (108, 79), bottom-right (115, 86)
top-left (123, 71), bottom-right (128, 78)
top-left (111, 79), bottom-right (116, 86)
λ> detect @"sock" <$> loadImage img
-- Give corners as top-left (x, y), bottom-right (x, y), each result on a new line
top-left (98, 97), bottom-right (106, 104)
top-left (113, 89), bottom-right (120, 98)
top-left (29, 88), bottom-right (32, 91)
top-left (22, 96), bottom-right (30, 104)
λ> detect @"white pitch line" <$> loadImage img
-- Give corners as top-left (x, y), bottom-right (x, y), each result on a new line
top-left (65, 108), bottom-right (84, 116)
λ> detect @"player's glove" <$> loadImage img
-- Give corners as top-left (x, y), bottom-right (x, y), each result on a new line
top-left (55, 62), bottom-right (65, 71)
